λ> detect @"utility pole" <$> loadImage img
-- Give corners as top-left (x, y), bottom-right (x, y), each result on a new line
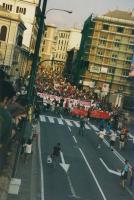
top-left (27, 0), bottom-right (48, 104)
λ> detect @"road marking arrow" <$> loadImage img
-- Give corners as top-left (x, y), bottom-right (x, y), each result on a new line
top-left (59, 151), bottom-right (70, 173)
top-left (100, 158), bottom-right (121, 176)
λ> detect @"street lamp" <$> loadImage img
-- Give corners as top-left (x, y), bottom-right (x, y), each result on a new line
top-left (45, 8), bottom-right (72, 17)
top-left (27, 5), bottom-right (72, 104)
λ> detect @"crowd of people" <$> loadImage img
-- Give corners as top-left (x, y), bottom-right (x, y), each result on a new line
top-left (36, 69), bottom-right (134, 189)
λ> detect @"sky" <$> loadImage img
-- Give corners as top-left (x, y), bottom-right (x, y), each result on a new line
top-left (46, 0), bottom-right (134, 29)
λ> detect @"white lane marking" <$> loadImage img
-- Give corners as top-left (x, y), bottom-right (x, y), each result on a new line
top-left (60, 114), bottom-right (64, 119)
top-left (72, 121), bottom-right (80, 127)
top-left (47, 116), bottom-right (54, 123)
top-left (38, 122), bottom-right (45, 200)
top-left (65, 119), bottom-right (73, 126)
top-left (40, 115), bottom-right (46, 122)
top-left (90, 124), bottom-right (99, 131)
top-left (57, 118), bottom-right (64, 125)
top-left (68, 126), bottom-right (71, 132)
top-left (79, 148), bottom-right (107, 200)
top-left (67, 173), bottom-right (80, 199)
top-left (89, 123), bottom-right (128, 166)
top-left (73, 136), bottom-right (78, 144)
top-left (84, 124), bottom-right (90, 129)
top-left (100, 158), bottom-right (121, 176)
top-left (125, 186), bottom-right (134, 198)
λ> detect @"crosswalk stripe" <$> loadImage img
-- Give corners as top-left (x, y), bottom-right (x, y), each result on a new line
top-left (47, 116), bottom-right (55, 123)
top-left (85, 124), bottom-right (90, 129)
top-left (72, 121), bottom-right (80, 127)
top-left (57, 118), bottom-right (64, 125)
top-left (65, 119), bottom-right (73, 126)
top-left (90, 124), bottom-right (99, 131)
top-left (40, 115), bottom-right (46, 122)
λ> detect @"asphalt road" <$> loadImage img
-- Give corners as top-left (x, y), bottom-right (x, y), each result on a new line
top-left (39, 112), bottom-right (134, 200)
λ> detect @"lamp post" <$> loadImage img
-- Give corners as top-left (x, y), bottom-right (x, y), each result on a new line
top-left (45, 8), bottom-right (72, 17)
top-left (27, 6), bottom-right (72, 104)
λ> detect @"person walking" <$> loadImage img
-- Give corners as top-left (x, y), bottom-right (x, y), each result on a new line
top-left (51, 143), bottom-right (61, 168)
top-left (79, 117), bottom-right (85, 136)
top-left (119, 130), bottom-right (125, 150)
top-left (129, 165), bottom-right (134, 187)
top-left (97, 128), bottom-right (106, 149)
top-left (120, 159), bottom-right (129, 188)
top-left (109, 130), bottom-right (117, 151)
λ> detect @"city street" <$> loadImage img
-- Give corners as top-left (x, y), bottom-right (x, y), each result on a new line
top-left (39, 112), bottom-right (133, 200)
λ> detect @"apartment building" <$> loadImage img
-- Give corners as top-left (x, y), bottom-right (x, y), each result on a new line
top-left (40, 24), bottom-right (57, 71)
top-left (76, 10), bottom-right (134, 106)
top-left (40, 26), bottom-right (81, 73)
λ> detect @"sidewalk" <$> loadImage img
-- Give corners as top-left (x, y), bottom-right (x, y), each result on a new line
top-left (7, 122), bottom-right (41, 200)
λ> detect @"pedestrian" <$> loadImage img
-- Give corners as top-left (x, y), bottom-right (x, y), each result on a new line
top-left (51, 143), bottom-right (61, 168)
top-left (120, 159), bottom-right (129, 188)
top-left (79, 116), bottom-right (85, 136)
top-left (106, 122), bottom-right (112, 135)
top-left (119, 130), bottom-right (125, 150)
top-left (109, 130), bottom-right (117, 151)
top-left (129, 165), bottom-right (134, 187)
top-left (24, 139), bottom-right (32, 163)
top-left (97, 128), bottom-right (106, 148)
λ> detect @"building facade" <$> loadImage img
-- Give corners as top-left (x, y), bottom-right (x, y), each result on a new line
top-left (40, 26), bottom-right (81, 74)
top-left (40, 24), bottom-right (57, 71)
top-left (0, 0), bottom-right (41, 76)
top-left (76, 10), bottom-right (134, 106)
top-left (0, 6), bottom-right (27, 78)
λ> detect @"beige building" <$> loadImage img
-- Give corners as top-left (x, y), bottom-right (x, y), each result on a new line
top-left (0, 6), bottom-right (27, 78)
top-left (78, 10), bottom-right (134, 106)
top-left (40, 24), bottom-right (57, 71)
top-left (41, 26), bottom-right (81, 73)
top-left (0, 0), bottom-right (41, 76)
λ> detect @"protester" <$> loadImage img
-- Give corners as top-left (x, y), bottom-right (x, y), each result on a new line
top-left (129, 165), bottom-right (134, 187)
top-left (120, 159), bottom-right (129, 188)
top-left (109, 130), bottom-right (117, 151)
top-left (97, 128), bottom-right (106, 149)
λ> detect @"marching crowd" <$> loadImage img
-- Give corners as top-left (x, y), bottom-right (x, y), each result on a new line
top-left (36, 69), bottom-right (134, 189)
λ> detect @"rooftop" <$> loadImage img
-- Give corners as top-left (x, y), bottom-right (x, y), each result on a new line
top-left (104, 9), bottom-right (134, 21)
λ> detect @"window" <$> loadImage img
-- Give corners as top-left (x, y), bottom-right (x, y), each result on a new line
top-left (3, 3), bottom-right (12, 11)
top-left (132, 29), bottom-right (134, 35)
top-left (99, 36), bottom-right (106, 45)
top-left (117, 27), bottom-right (124, 33)
top-left (97, 51), bottom-right (103, 56)
top-left (128, 41), bottom-right (134, 50)
top-left (108, 67), bottom-right (115, 74)
top-left (111, 54), bottom-right (118, 61)
top-left (16, 6), bottom-right (19, 13)
top-left (122, 69), bottom-right (129, 77)
top-left (114, 39), bottom-right (120, 47)
top-left (16, 6), bottom-right (26, 14)
top-left (0, 26), bottom-right (7, 41)
top-left (125, 56), bottom-right (132, 64)
top-left (17, 35), bottom-right (23, 46)
top-left (103, 24), bottom-right (109, 31)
